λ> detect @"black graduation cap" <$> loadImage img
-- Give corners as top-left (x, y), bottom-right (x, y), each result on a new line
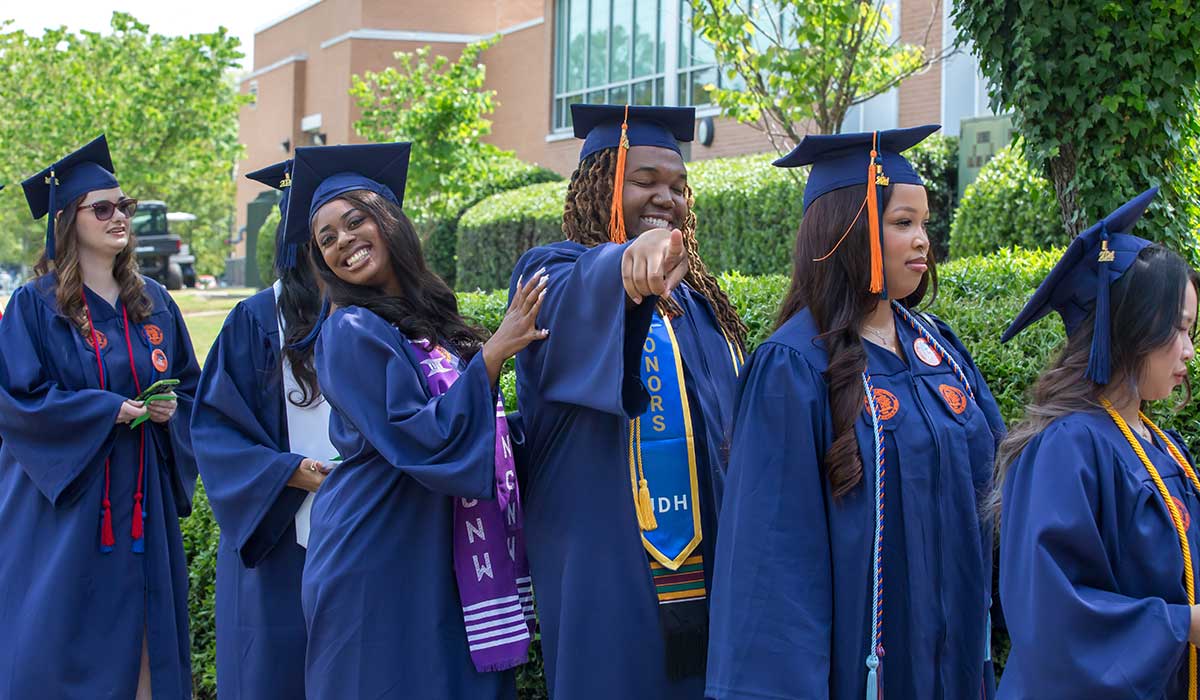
top-left (1001, 187), bottom-right (1158, 384)
top-left (572, 104), bottom-right (695, 162)
top-left (21, 135), bottom-right (120, 259)
top-left (772, 125), bottom-right (939, 296)
top-left (280, 142), bottom-right (411, 270)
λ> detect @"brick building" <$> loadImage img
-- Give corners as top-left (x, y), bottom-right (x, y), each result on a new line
top-left (232, 0), bottom-right (997, 274)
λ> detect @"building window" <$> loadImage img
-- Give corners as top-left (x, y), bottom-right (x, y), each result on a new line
top-left (248, 80), bottom-right (258, 108)
top-left (940, 0), bottom-right (995, 135)
top-left (553, 0), bottom-right (668, 130)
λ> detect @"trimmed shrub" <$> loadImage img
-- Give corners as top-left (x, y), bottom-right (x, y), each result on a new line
top-left (950, 143), bottom-right (1062, 258)
top-left (183, 483), bottom-right (220, 699)
top-left (256, 208), bottom-right (281, 288)
top-left (456, 154), bottom-right (807, 291)
top-left (905, 134), bottom-right (959, 261)
top-left (686, 154), bottom-right (804, 276)
top-left (423, 154), bottom-right (563, 288)
top-left (456, 181), bottom-right (569, 291)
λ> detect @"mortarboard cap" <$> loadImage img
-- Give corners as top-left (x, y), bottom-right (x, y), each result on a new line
top-left (571, 104), bottom-right (695, 244)
top-left (1001, 187), bottom-right (1158, 384)
top-left (21, 135), bottom-right (120, 260)
top-left (280, 142), bottom-right (411, 271)
top-left (773, 125), bottom-right (940, 296)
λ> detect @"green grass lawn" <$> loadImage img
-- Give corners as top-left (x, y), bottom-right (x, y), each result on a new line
top-left (170, 288), bottom-right (255, 365)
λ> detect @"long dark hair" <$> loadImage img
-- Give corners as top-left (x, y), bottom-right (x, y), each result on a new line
top-left (34, 192), bottom-right (153, 334)
top-left (776, 184), bottom-right (936, 498)
top-left (279, 237), bottom-right (324, 407)
top-left (993, 244), bottom-right (1200, 512)
top-left (563, 148), bottom-right (748, 347)
top-left (308, 190), bottom-right (486, 356)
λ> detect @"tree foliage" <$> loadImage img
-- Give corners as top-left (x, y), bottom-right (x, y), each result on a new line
top-left (352, 36), bottom-right (519, 222)
top-left (0, 13), bottom-right (245, 274)
top-left (953, 0), bottom-right (1200, 251)
top-left (689, 0), bottom-right (937, 145)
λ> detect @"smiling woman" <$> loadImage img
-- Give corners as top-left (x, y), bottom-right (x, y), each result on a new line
top-left (0, 135), bottom-right (200, 700)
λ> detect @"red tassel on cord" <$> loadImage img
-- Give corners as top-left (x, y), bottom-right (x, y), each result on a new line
top-left (100, 493), bottom-right (115, 550)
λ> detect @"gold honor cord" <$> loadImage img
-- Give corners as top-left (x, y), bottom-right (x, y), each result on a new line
top-left (1102, 398), bottom-right (1200, 700)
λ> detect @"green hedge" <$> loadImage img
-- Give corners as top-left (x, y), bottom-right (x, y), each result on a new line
top-left (456, 154), bottom-right (807, 291)
top-left (422, 154), bottom-right (562, 288)
top-left (906, 135), bottom-right (959, 262)
top-left (256, 208), bottom-right (281, 288)
top-left (187, 247), bottom-right (1200, 695)
top-left (950, 143), bottom-right (1062, 258)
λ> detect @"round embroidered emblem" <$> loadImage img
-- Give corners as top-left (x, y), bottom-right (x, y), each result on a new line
top-left (85, 330), bottom-right (108, 350)
top-left (152, 348), bottom-right (169, 373)
top-left (939, 384), bottom-right (968, 415)
top-left (913, 337), bottom-right (941, 367)
top-left (1172, 496), bottom-right (1192, 531)
top-left (864, 388), bottom-right (900, 421)
top-left (145, 324), bottom-right (164, 346)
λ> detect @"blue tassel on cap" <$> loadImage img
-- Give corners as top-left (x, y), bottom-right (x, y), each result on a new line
top-left (1086, 223), bottom-right (1113, 384)
top-left (45, 171), bottom-right (58, 260)
top-left (286, 296), bottom-right (331, 351)
top-left (865, 654), bottom-right (879, 700)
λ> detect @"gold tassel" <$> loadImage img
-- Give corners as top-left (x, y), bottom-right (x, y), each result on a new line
top-left (637, 477), bottom-right (658, 531)
top-left (609, 105), bottom-right (631, 244)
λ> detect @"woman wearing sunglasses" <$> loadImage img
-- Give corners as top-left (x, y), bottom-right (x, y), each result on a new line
top-left (0, 136), bottom-right (201, 700)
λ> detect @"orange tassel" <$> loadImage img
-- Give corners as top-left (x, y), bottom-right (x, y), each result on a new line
top-left (866, 145), bottom-right (884, 294)
top-left (608, 105), bottom-right (631, 244)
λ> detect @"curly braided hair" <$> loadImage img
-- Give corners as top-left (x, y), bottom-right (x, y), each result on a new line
top-left (561, 148), bottom-right (748, 348)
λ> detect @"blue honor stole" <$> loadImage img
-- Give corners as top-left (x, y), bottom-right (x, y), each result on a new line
top-left (628, 313), bottom-right (703, 571)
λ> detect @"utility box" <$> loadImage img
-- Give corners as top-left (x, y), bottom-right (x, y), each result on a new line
top-left (958, 114), bottom-right (1016, 198)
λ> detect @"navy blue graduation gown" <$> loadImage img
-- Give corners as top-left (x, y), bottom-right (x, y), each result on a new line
top-left (0, 275), bottom-right (199, 700)
top-left (999, 411), bottom-right (1199, 699)
top-left (303, 305), bottom-right (515, 700)
top-left (509, 240), bottom-right (742, 700)
top-left (706, 308), bottom-right (1005, 700)
top-left (190, 288), bottom-right (309, 699)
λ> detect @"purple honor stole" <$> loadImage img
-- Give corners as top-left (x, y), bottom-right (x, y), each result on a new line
top-left (408, 339), bottom-right (533, 672)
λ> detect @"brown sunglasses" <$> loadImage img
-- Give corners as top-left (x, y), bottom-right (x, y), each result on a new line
top-left (77, 198), bottom-right (138, 221)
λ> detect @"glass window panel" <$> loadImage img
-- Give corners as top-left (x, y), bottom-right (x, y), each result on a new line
top-left (587, 89), bottom-right (606, 104)
top-left (655, 77), bottom-right (665, 104)
top-left (692, 26), bottom-right (715, 66)
top-left (633, 0), bottom-right (658, 78)
top-left (632, 79), bottom-right (655, 105)
top-left (677, 72), bottom-right (691, 106)
top-left (609, 85), bottom-right (630, 104)
top-left (611, 0), bottom-right (633, 83)
top-left (690, 67), bottom-right (715, 106)
top-left (565, 93), bottom-right (585, 127)
top-left (678, 0), bottom-right (693, 67)
top-left (568, 0), bottom-right (588, 92)
top-left (555, 0), bottom-right (566, 92)
top-left (588, 0), bottom-right (610, 87)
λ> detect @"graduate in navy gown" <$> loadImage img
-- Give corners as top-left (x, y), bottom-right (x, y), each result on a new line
top-left (706, 127), bottom-right (1006, 700)
top-left (996, 188), bottom-right (1200, 699)
top-left (509, 104), bottom-right (747, 699)
top-left (0, 136), bottom-right (200, 699)
top-left (286, 142), bottom-right (548, 700)
top-left (190, 159), bottom-right (331, 699)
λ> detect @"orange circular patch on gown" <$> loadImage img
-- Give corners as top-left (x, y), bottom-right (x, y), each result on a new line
top-left (939, 384), bottom-right (968, 415)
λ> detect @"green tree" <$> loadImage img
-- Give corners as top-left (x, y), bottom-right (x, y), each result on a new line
top-left (0, 13), bottom-right (245, 274)
top-left (953, 1), bottom-right (1200, 249)
top-left (351, 36), bottom-right (511, 222)
top-left (689, 0), bottom-right (938, 148)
